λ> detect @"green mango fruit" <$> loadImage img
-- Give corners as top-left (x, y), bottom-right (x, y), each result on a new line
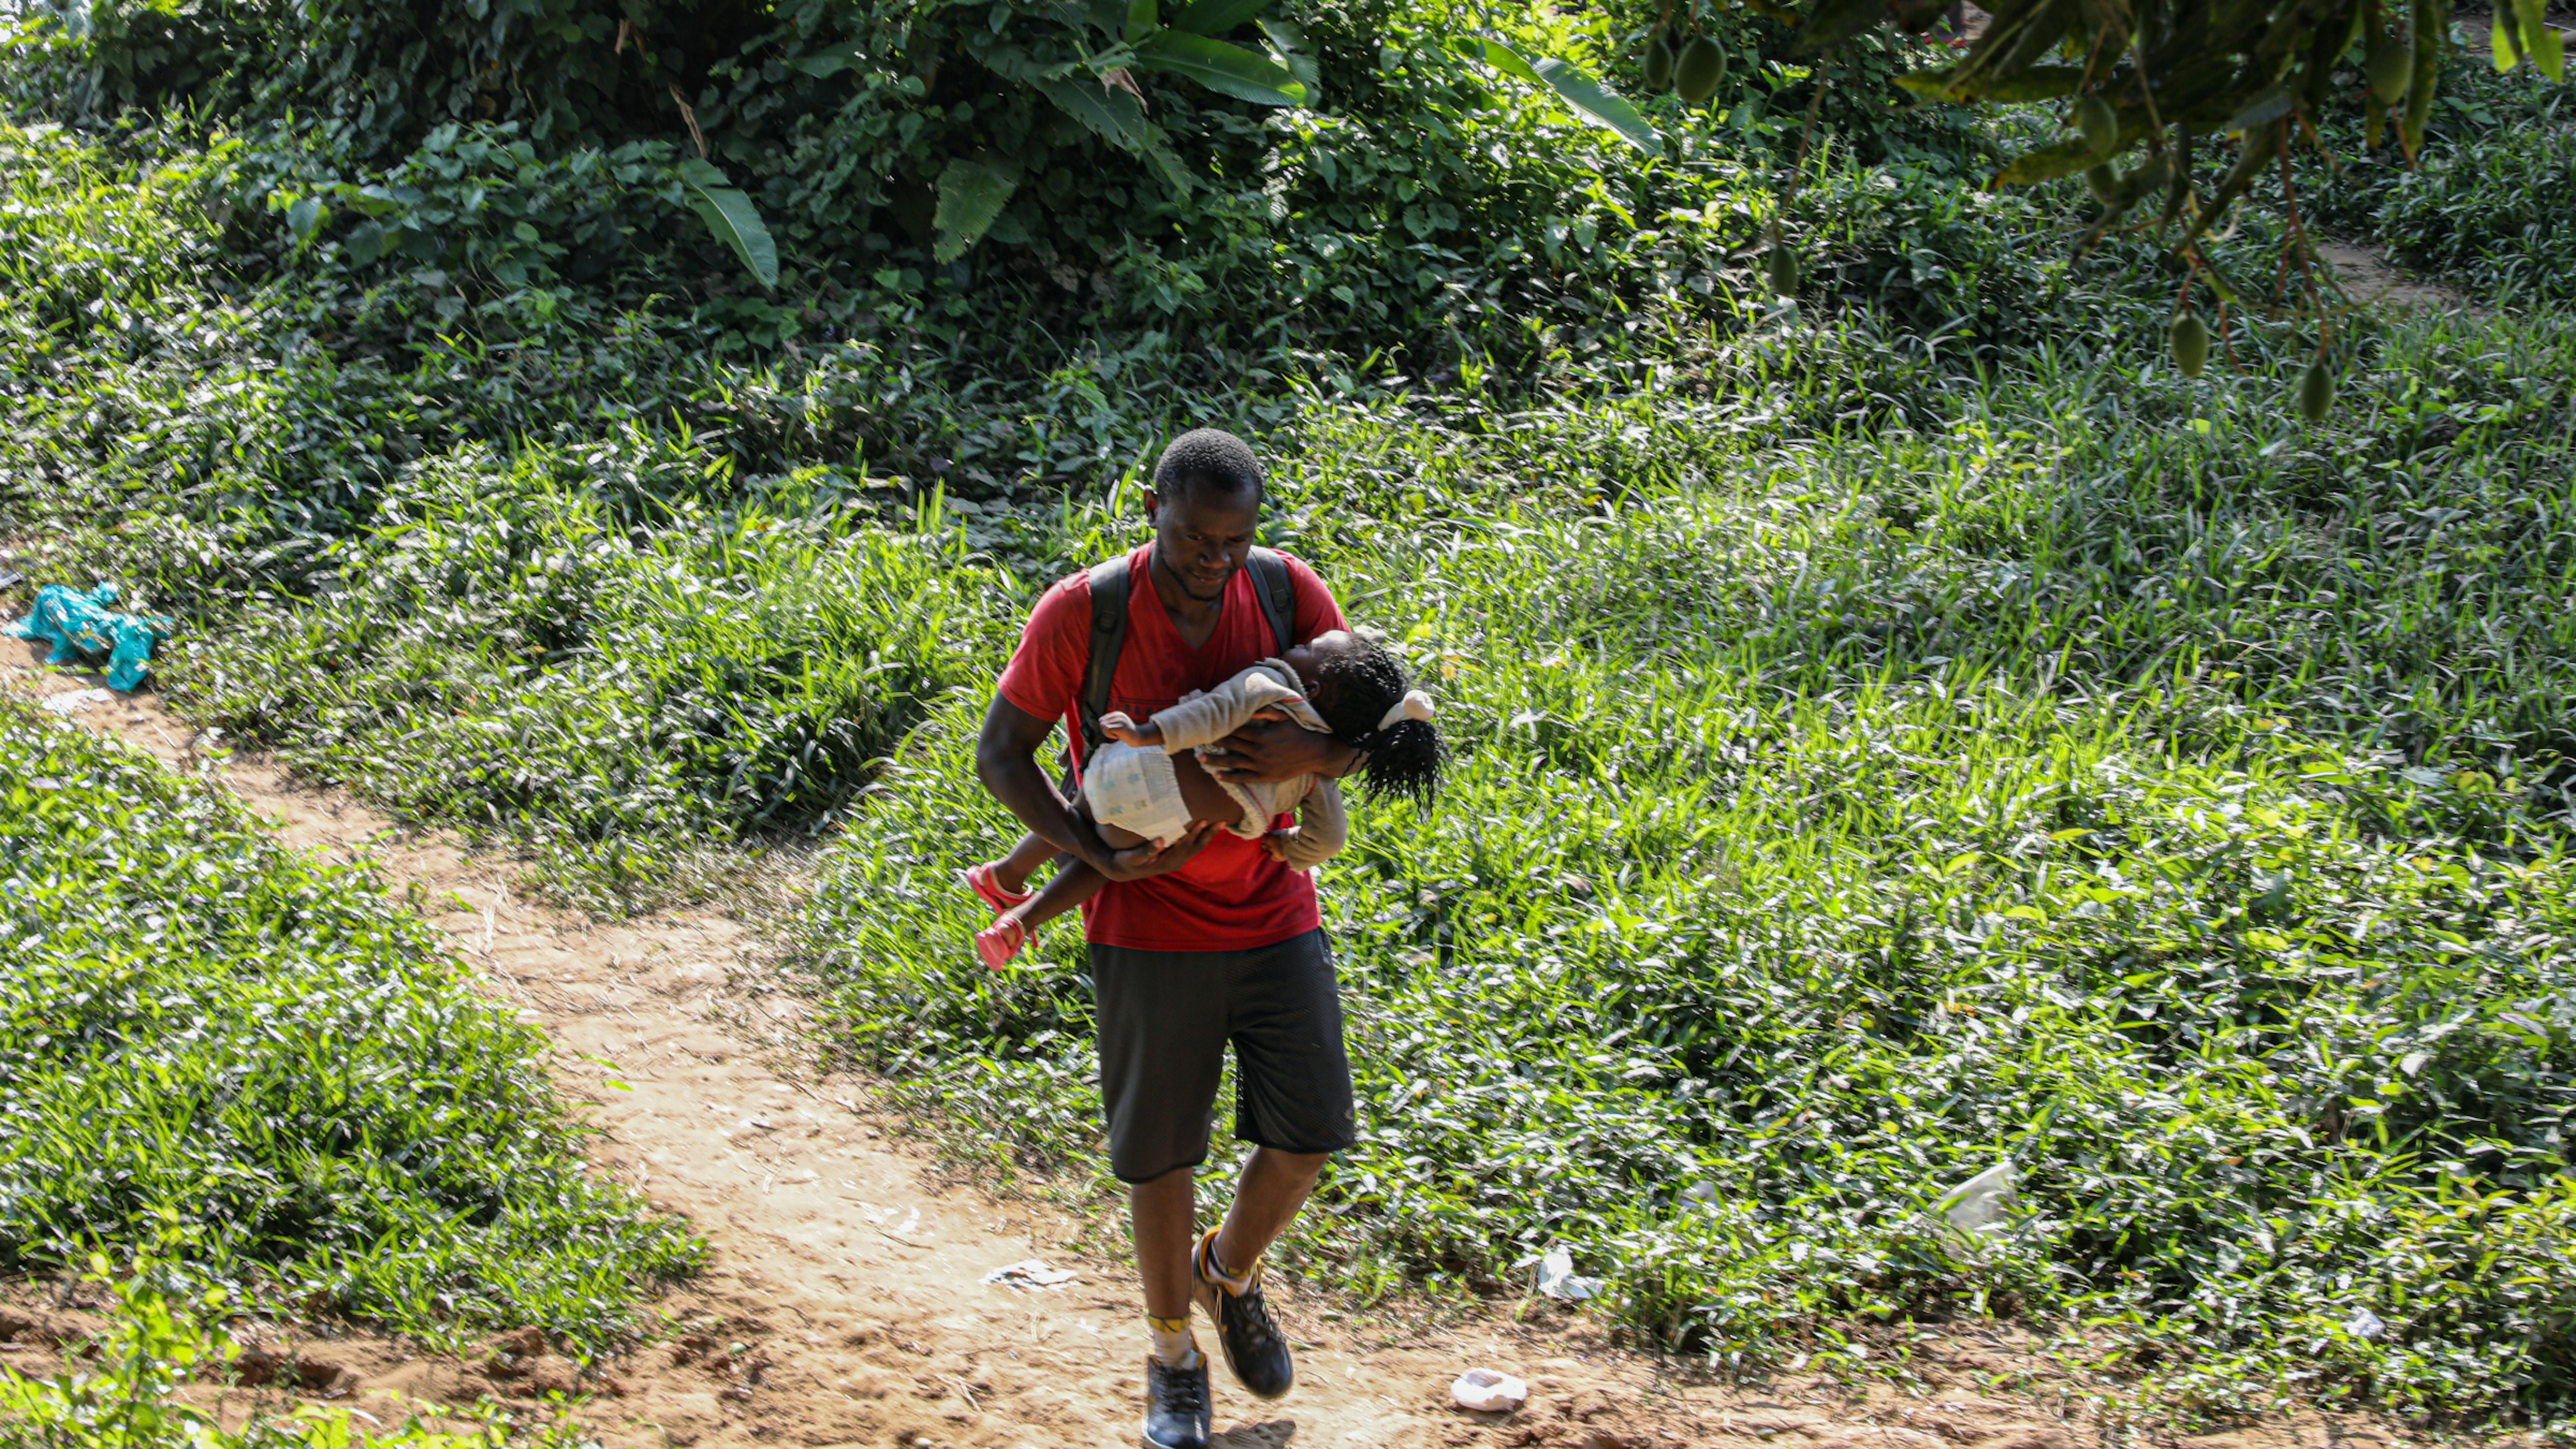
top-left (2299, 361), bottom-right (2337, 422)
top-left (2085, 164), bottom-right (2120, 205)
top-left (1764, 245), bottom-right (1799, 297)
top-left (2367, 38), bottom-right (2413, 103)
top-left (1676, 36), bottom-right (1726, 105)
top-left (2170, 310), bottom-right (2210, 377)
top-left (2076, 95), bottom-right (2119, 156)
top-left (1644, 29), bottom-right (1678, 91)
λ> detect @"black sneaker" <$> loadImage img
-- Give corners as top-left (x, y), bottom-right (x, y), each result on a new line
top-left (1142, 1353), bottom-right (1211, 1449)
top-left (1193, 1230), bottom-right (1294, 1400)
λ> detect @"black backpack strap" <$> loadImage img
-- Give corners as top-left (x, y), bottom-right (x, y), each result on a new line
top-left (1078, 555), bottom-right (1133, 758)
top-left (1244, 547), bottom-right (1296, 658)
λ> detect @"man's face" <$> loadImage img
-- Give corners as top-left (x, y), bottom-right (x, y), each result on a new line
top-left (1146, 482), bottom-right (1260, 604)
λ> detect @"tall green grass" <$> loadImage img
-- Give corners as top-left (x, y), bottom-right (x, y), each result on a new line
top-left (8, 40), bottom-right (2576, 1428)
top-left (172, 443), bottom-right (1013, 905)
top-left (794, 306), bottom-right (2576, 1423)
top-left (0, 696), bottom-right (701, 1342)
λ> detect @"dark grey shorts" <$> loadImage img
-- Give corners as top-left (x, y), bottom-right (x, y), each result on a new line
top-left (1091, 929), bottom-right (1357, 1184)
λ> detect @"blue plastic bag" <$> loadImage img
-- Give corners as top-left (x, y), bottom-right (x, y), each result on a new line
top-left (6, 582), bottom-right (172, 692)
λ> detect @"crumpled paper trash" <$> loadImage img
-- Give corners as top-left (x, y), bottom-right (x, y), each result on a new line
top-left (7, 582), bottom-right (172, 692)
top-left (1451, 1367), bottom-right (1529, 1413)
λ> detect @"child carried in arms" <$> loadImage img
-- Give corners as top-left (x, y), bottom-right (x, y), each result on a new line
top-left (962, 629), bottom-right (1443, 969)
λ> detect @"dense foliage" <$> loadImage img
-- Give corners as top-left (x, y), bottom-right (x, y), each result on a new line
top-left (2307, 78), bottom-right (2576, 306)
top-left (6, 0), bottom-right (2576, 1424)
top-left (0, 696), bottom-right (701, 1340)
top-left (795, 306), bottom-right (2576, 1421)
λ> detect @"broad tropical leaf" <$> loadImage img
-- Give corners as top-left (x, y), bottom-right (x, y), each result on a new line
top-left (1937, 64), bottom-right (2092, 102)
top-left (1031, 77), bottom-right (1195, 192)
top-left (1259, 17), bottom-right (1321, 101)
top-left (786, 44), bottom-right (864, 78)
top-left (1462, 38), bottom-right (1659, 155)
top-left (1532, 57), bottom-right (1661, 154)
top-left (933, 154), bottom-right (1023, 263)
top-left (2507, 0), bottom-right (2566, 78)
top-left (1132, 31), bottom-right (1308, 105)
top-left (1456, 34), bottom-right (1544, 85)
top-left (1994, 135), bottom-right (2111, 184)
top-left (677, 159), bottom-right (779, 288)
top-left (1170, 0), bottom-right (1270, 35)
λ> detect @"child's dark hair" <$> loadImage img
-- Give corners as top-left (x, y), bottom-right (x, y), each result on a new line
top-left (1309, 638), bottom-right (1445, 805)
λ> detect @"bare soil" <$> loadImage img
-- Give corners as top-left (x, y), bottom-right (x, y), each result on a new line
top-left (0, 648), bottom-right (2432, 1449)
top-left (2314, 241), bottom-right (2474, 313)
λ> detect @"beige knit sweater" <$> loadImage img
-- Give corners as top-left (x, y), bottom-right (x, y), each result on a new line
top-left (1150, 658), bottom-right (1348, 871)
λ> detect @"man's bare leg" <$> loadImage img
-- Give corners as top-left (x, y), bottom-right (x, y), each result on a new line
top-left (1133, 1149), bottom-right (1326, 1325)
top-left (1210, 1147), bottom-right (1327, 1279)
top-left (1135, 1150), bottom-right (1324, 1348)
top-left (1131, 1165), bottom-right (1199, 1320)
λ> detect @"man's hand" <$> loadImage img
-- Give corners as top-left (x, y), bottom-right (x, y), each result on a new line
top-left (1205, 716), bottom-right (1360, 784)
top-left (1098, 821), bottom-right (1218, 882)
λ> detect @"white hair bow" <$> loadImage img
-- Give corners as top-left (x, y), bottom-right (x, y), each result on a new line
top-left (1376, 690), bottom-right (1435, 733)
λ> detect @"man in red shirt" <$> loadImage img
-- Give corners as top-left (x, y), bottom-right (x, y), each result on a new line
top-left (976, 430), bottom-right (1361, 1449)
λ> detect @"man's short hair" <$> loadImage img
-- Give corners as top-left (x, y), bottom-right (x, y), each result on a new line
top-left (1153, 429), bottom-right (1264, 503)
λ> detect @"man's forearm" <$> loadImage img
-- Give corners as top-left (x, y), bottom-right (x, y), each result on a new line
top-left (1313, 739), bottom-right (1363, 779)
top-left (978, 748), bottom-right (1113, 872)
top-left (1205, 724), bottom-right (1363, 783)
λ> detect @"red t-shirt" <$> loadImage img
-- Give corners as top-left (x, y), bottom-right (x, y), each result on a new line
top-left (996, 544), bottom-right (1348, 952)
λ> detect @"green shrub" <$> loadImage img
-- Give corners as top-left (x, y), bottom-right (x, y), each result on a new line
top-left (4, 0), bottom-right (2007, 358)
top-left (0, 694), bottom-right (701, 1340)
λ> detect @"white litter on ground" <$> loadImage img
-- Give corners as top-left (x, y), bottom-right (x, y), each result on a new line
top-left (1940, 1160), bottom-right (2017, 1231)
top-left (1451, 1368), bottom-right (1529, 1413)
top-left (39, 688), bottom-right (112, 716)
top-left (981, 1259), bottom-right (1079, 1290)
top-left (1926, 1159), bottom-right (2019, 1259)
top-left (1535, 1246), bottom-right (1601, 1302)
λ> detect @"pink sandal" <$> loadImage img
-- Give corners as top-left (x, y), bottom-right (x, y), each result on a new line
top-left (960, 862), bottom-right (1032, 914)
top-left (975, 917), bottom-right (1029, 971)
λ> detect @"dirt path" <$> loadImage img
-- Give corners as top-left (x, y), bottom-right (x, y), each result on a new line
top-left (2314, 241), bottom-right (2473, 313)
top-left (3, 650), bottom-right (2228, 1449)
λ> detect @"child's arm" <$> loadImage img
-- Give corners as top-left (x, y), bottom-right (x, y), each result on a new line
top-left (1266, 778), bottom-right (1349, 870)
top-left (1151, 667), bottom-right (1305, 752)
top-left (1096, 711), bottom-right (1164, 748)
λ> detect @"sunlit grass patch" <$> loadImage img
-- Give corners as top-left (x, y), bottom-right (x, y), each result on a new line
top-left (796, 333), bottom-right (2576, 1419)
top-left (0, 696), bottom-right (700, 1343)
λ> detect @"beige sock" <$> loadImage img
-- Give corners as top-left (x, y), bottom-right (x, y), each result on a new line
top-left (1147, 1314), bottom-right (1200, 1368)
